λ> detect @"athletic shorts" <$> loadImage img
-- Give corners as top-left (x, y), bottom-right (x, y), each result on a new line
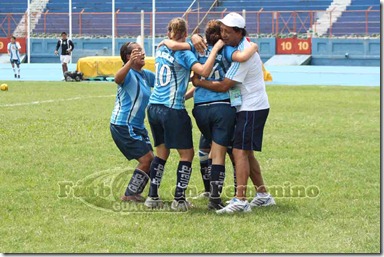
top-left (147, 104), bottom-right (193, 149)
top-left (233, 109), bottom-right (269, 152)
top-left (199, 134), bottom-right (211, 150)
top-left (60, 55), bottom-right (71, 64)
top-left (192, 102), bottom-right (236, 147)
top-left (10, 59), bottom-right (20, 65)
top-left (110, 123), bottom-right (153, 160)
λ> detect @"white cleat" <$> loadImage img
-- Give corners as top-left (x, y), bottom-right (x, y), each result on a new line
top-left (171, 199), bottom-right (193, 212)
top-left (216, 198), bottom-right (251, 214)
top-left (250, 193), bottom-right (276, 207)
top-left (144, 196), bottom-right (163, 209)
top-left (192, 192), bottom-right (210, 199)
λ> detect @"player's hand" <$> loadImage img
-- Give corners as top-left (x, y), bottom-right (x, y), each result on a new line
top-left (191, 74), bottom-right (201, 87)
top-left (250, 42), bottom-right (259, 53)
top-left (128, 49), bottom-right (142, 63)
top-left (54, 50), bottom-right (58, 55)
top-left (213, 39), bottom-right (225, 51)
top-left (191, 34), bottom-right (207, 54)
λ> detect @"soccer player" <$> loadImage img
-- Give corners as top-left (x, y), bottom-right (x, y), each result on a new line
top-left (144, 17), bottom-right (224, 211)
top-left (54, 32), bottom-right (74, 77)
top-left (110, 42), bottom-right (155, 202)
top-left (162, 20), bottom-right (258, 210)
top-left (192, 12), bottom-right (276, 213)
top-left (7, 36), bottom-right (21, 79)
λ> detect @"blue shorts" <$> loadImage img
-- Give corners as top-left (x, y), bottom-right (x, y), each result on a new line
top-left (110, 123), bottom-right (153, 160)
top-left (147, 104), bottom-right (193, 149)
top-left (233, 109), bottom-right (269, 151)
top-left (192, 102), bottom-right (236, 147)
top-left (199, 134), bottom-right (211, 150)
top-left (10, 59), bottom-right (20, 66)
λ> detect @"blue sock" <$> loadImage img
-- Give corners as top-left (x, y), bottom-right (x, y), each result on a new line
top-left (174, 161), bottom-right (192, 201)
top-left (148, 157), bottom-right (166, 198)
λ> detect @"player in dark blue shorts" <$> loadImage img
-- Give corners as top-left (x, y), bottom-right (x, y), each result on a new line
top-left (110, 42), bottom-right (155, 202)
top-left (164, 20), bottom-right (258, 209)
top-left (144, 17), bottom-right (225, 211)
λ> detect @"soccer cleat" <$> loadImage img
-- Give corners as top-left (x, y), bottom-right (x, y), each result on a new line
top-left (14, 74), bottom-right (17, 78)
top-left (216, 198), bottom-right (251, 214)
top-left (18, 75), bottom-right (20, 79)
top-left (250, 193), bottom-right (276, 207)
top-left (171, 199), bottom-right (193, 211)
top-left (121, 194), bottom-right (145, 203)
top-left (208, 199), bottom-right (225, 210)
top-left (144, 196), bottom-right (163, 208)
top-left (192, 191), bottom-right (210, 199)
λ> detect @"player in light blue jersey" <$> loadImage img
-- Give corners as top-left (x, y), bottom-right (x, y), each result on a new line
top-left (193, 13), bottom-right (276, 213)
top-left (110, 42), bottom-right (155, 203)
top-left (7, 36), bottom-right (21, 79)
top-left (162, 20), bottom-right (258, 210)
top-left (144, 17), bottom-right (224, 211)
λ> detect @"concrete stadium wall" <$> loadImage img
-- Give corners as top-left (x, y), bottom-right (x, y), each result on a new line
top-left (311, 38), bottom-right (380, 66)
top-left (29, 38), bottom-right (379, 66)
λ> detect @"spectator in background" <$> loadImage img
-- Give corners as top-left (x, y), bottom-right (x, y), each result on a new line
top-left (7, 36), bottom-right (21, 79)
top-left (54, 32), bottom-right (74, 78)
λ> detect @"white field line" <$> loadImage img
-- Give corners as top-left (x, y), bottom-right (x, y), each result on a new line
top-left (0, 95), bottom-right (115, 107)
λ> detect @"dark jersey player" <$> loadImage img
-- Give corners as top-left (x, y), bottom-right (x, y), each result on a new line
top-left (54, 32), bottom-right (74, 77)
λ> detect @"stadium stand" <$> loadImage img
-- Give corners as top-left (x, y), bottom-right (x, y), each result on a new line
top-left (328, 0), bottom-right (379, 36)
top-left (0, 0), bottom-right (380, 37)
top-left (0, 0), bottom-right (27, 37)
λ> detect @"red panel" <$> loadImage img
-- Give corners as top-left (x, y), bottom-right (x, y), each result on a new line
top-left (0, 37), bottom-right (26, 54)
top-left (276, 38), bottom-right (312, 55)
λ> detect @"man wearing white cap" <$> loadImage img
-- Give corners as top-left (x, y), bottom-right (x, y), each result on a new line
top-left (192, 12), bottom-right (275, 214)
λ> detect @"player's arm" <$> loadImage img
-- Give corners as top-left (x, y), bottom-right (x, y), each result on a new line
top-left (232, 42), bottom-right (258, 62)
top-left (68, 40), bottom-right (74, 52)
top-left (54, 40), bottom-right (60, 55)
top-left (191, 39), bottom-right (224, 78)
top-left (114, 49), bottom-right (141, 85)
top-left (7, 44), bottom-right (10, 55)
top-left (16, 42), bottom-right (21, 53)
top-left (158, 39), bottom-right (191, 51)
top-left (184, 86), bottom-right (195, 100)
top-left (192, 76), bottom-right (236, 93)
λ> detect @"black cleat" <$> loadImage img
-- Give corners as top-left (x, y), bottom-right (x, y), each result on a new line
top-left (18, 75), bottom-right (20, 79)
top-left (208, 200), bottom-right (226, 210)
top-left (14, 74), bottom-right (17, 78)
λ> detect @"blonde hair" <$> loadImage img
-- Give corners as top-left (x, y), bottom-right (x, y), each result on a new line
top-left (167, 17), bottom-right (187, 41)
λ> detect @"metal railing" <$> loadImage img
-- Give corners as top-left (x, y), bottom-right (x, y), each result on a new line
top-left (0, 9), bottom-right (380, 38)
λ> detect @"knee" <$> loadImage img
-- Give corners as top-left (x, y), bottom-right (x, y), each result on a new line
top-left (138, 153), bottom-right (154, 172)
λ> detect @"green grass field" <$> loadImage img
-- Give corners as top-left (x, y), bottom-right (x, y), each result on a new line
top-left (0, 81), bottom-right (380, 253)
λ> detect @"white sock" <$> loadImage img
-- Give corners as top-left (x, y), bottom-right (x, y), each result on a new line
top-left (18, 69), bottom-right (20, 75)
top-left (257, 192), bottom-right (269, 197)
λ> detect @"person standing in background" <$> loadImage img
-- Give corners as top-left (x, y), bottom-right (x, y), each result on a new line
top-left (54, 32), bottom-right (74, 78)
top-left (7, 36), bottom-right (21, 79)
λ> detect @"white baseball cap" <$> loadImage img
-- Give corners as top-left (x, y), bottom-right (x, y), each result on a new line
top-left (219, 12), bottom-right (246, 29)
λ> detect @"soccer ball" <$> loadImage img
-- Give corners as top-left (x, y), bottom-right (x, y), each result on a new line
top-left (1, 84), bottom-right (8, 91)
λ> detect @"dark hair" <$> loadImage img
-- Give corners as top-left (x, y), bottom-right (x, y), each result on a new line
top-left (205, 20), bottom-right (221, 45)
top-left (120, 42), bottom-right (138, 64)
top-left (11, 36), bottom-right (16, 40)
top-left (233, 27), bottom-right (247, 37)
top-left (61, 32), bottom-right (67, 35)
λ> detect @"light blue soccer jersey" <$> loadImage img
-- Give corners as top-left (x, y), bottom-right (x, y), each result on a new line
top-left (149, 45), bottom-right (198, 109)
top-left (7, 42), bottom-right (21, 61)
top-left (193, 45), bottom-right (236, 104)
top-left (110, 69), bottom-right (155, 129)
